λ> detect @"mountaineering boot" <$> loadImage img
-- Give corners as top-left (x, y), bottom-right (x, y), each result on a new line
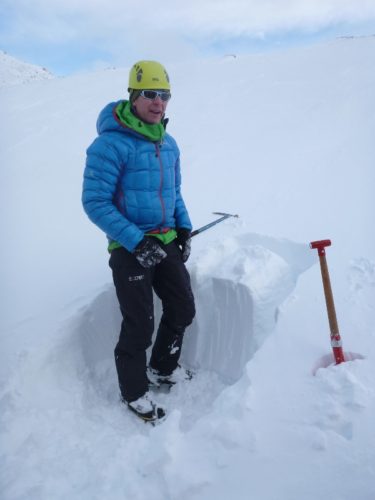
top-left (126, 392), bottom-right (165, 422)
top-left (148, 364), bottom-right (194, 388)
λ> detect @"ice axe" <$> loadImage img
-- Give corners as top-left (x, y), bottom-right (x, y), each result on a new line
top-left (310, 239), bottom-right (345, 364)
top-left (191, 212), bottom-right (239, 237)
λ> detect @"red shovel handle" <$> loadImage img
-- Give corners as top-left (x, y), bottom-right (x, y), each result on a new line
top-left (310, 239), bottom-right (331, 256)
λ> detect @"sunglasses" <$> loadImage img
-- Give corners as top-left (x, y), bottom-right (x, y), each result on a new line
top-left (140, 89), bottom-right (171, 102)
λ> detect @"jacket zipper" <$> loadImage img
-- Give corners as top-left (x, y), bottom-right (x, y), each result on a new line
top-left (155, 143), bottom-right (166, 228)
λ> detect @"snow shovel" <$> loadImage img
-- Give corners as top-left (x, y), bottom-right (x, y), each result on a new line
top-left (310, 239), bottom-right (345, 364)
top-left (310, 239), bottom-right (364, 374)
top-left (191, 212), bottom-right (239, 237)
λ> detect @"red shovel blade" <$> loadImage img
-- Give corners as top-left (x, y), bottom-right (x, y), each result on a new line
top-left (312, 352), bottom-right (365, 375)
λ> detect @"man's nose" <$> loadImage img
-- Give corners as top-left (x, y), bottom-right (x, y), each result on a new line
top-left (153, 95), bottom-right (163, 104)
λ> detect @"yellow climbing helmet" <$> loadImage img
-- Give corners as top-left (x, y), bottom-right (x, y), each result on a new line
top-left (128, 60), bottom-right (171, 90)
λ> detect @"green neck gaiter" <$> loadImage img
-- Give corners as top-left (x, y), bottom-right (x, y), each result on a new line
top-left (115, 100), bottom-right (166, 142)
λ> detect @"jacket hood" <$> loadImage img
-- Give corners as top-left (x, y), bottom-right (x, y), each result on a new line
top-left (96, 100), bottom-right (168, 143)
top-left (96, 101), bottom-right (125, 136)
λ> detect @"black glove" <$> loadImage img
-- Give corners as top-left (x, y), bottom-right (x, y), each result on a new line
top-left (176, 228), bottom-right (192, 263)
top-left (133, 237), bottom-right (167, 268)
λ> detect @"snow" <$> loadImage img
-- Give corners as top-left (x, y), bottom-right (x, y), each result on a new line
top-left (0, 50), bottom-right (54, 88)
top-left (1, 37), bottom-right (375, 499)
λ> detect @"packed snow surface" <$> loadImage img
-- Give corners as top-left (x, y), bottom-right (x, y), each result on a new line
top-left (1, 37), bottom-right (375, 499)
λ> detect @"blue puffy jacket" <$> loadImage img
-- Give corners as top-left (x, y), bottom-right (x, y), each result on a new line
top-left (82, 101), bottom-right (192, 251)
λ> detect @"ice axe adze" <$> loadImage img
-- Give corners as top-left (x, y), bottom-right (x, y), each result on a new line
top-left (191, 212), bottom-right (239, 237)
top-left (310, 239), bottom-right (345, 364)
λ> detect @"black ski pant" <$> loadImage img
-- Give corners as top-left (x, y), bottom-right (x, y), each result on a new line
top-left (109, 240), bottom-right (195, 403)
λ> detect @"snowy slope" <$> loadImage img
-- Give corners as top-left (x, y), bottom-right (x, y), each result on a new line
top-left (1, 38), bottom-right (375, 500)
top-left (0, 50), bottom-right (54, 87)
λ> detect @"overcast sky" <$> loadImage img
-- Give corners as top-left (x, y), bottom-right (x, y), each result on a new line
top-left (1, 0), bottom-right (375, 75)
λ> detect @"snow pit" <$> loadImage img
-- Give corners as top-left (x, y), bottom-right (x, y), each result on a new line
top-left (75, 232), bottom-right (314, 390)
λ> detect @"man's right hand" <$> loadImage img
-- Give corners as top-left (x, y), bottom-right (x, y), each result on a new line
top-left (133, 237), bottom-right (167, 268)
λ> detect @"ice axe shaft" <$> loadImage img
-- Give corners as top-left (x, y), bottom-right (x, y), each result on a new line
top-left (310, 239), bottom-right (345, 364)
top-left (191, 212), bottom-right (239, 237)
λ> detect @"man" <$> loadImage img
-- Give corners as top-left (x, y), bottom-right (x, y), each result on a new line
top-left (82, 60), bottom-right (195, 422)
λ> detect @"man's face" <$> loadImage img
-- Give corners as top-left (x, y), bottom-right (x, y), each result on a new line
top-left (132, 90), bottom-right (170, 124)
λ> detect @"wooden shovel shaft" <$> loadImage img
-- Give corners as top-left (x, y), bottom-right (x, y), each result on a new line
top-left (319, 254), bottom-right (339, 336)
top-left (310, 239), bottom-right (345, 364)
